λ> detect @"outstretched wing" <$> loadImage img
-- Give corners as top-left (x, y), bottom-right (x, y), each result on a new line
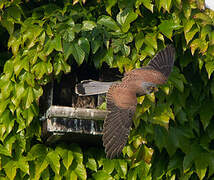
top-left (123, 45), bottom-right (175, 83)
top-left (147, 44), bottom-right (175, 78)
top-left (102, 83), bottom-right (137, 159)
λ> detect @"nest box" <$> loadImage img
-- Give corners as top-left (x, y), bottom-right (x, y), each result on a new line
top-left (40, 63), bottom-right (121, 145)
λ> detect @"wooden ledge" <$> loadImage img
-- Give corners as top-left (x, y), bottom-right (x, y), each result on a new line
top-left (46, 105), bottom-right (109, 121)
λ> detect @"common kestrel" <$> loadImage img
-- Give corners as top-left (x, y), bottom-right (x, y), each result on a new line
top-left (75, 45), bottom-right (175, 159)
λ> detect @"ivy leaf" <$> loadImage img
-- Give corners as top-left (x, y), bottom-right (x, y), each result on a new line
top-left (22, 25), bottom-right (44, 49)
top-left (92, 170), bottom-right (114, 180)
top-left (159, 0), bottom-right (172, 12)
top-left (54, 54), bottom-right (71, 75)
top-left (184, 27), bottom-right (199, 44)
top-left (183, 19), bottom-right (195, 34)
top-left (135, 32), bottom-right (144, 52)
top-left (127, 169), bottom-right (137, 180)
top-left (0, 79), bottom-right (13, 100)
top-left (97, 15), bottom-right (121, 32)
top-left (19, 72), bottom-right (35, 87)
top-left (0, 99), bottom-right (10, 116)
top-left (78, 37), bottom-right (90, 56)
top-left (14, 56), bottom-right (29, 76)
top-left (196, 168), bottom-right (207, 180)
top-left (15, 109), bottom-right (26, 132)
top-left (144, 33), bottom-right (157, 50)
top-left (67, 171), bottom-right (78, 180)
top-left (183, 144), bottom-right (199, 170)
top-left (177, 110), bottom-right (188, 125)
top-left (43, 39), bottom-right (55, 56)
top-left (86, 157), bottom-right (97, 172)
top-left (116, 8), bottom-right (138, 32)
top-left (7, 6), bottom-right (22, 21)
top-left (183, 1), bottom-right (191, 19)
top-left (74, 163), bottom-right (87, 180)
top-left (1, 18), bottom-right (14, 35)
top-left (158, 19), bottom-right (182, 39)
top-left (101, 48), bottom-right (114, 67)
top-left (32, 62), bottom-right (47, 79)
top-left (184, 145), bottom-right (209, 179)
top-left (11, 82), bottom-right (25, 107)
top-left (208, 153), bottom-right (214, 178)
top-left (63, 41), bottom-right (73, 60)
top-left (91, 39), bottom-right (102, 54)
top-left (3, 60), bottom-right (14, 79)
top-left (171, 77), bottom-right (184, 92)
top-left (70, 144), bottom-right (83, 163)
top-left (167, 127), bottom-right (190, 155)
top-left (0, 144), bottom-right (12, 157)
top-left (22, 104), bottom-right (37, 126)
top-left (154, 126), bottom-right (167, 152)
top-left (55, 146), bottom-right (74, 170)
top-left (199, 100), bottom-right (214, 129)
top-left (93, 49), bottom-right (107, 69)
top-left (40, 168), bottom-right (50, 180)
top-left (152, 104), bottom-right (174, 128)
top-left (103, 159), bottom-right (114, 174)
top-left (26, 144), bottom-right (47, 161)
top-left (8, 31), bottom-right (21, 55)
top-left (115, 160), bottom-right (127, 178)
top-left (137, 0), bottom-right (153, 12)
top-left (201, 25), bottom-right (212, 40)
top-left (34, 159), bottom-right (49, 179)
top-left (17, 157), bottom-right (29, 174)
top-left (105, 0), bottom-right (117, 15)
top-left (33, 86), bottom-right (43, 101)
top-left (32, 61), bottom-right (52, 79)
top-left (0, 110), bottom-right (15, 140)
top-left (70, 43), bottom-right (85, 65)
top-left (46, 151), bottom-right (60, 175)
top-left (24, 87), bottom-right (34, 109)
top-left (3, 160), bottom-right (17, 179)
top-left (205, 61), bottom-right (214, 79)
top-left (53, 34), bottom-right (63, 52)
top-left (62, 27), bottom-right (75, 42)
top-left (193, 13), bottom-right (213, 25)
top-left (167, 152), bottom-right (183, 173)
top-left (190, 38), bottom-right (208, 55)
top-left (169, 69), bottom-right (185, 92)
top-left (82, 21), bottom-right (97, 31)
top-left (151, 151), bottom-right (168, 179)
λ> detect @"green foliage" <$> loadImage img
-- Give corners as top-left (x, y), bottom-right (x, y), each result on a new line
top-left (0, 0), bottom-right (214, 179)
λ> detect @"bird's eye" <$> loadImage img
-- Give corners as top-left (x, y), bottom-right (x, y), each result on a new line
top-left (148, 86), bottom-right (154, 92)
top-left (148, 86), bottom-right (158, 93)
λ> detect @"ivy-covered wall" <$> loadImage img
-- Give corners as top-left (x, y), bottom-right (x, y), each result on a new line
top-left (0, 0), bottom-right (214, 179)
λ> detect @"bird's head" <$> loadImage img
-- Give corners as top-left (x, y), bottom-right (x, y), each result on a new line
top-left (142, 82), bottom-right (158, 94)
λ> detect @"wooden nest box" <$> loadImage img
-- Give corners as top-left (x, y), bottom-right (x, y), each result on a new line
top-left (40, 63), bottom-right (121, 145)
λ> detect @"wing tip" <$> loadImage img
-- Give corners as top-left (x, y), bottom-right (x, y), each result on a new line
top-left (148, 44), bottom-right (176, 78)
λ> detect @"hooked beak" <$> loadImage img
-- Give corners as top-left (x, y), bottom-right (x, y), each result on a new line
top-left (154, 87), bottom-right (159, 92)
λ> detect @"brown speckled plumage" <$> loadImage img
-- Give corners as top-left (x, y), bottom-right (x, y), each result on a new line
top-left (102, 45), bottom-right (175, 159)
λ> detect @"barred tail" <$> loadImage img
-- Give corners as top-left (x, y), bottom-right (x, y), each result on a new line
top-left (75, 80), bottom-right (116, 96)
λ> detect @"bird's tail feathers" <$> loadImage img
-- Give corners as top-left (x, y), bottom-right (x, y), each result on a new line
top-left (75, 80), bottom-right (116, 96)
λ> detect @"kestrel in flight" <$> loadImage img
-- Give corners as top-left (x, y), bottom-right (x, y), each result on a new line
top-left (75, 45), bottom-right (175, 159)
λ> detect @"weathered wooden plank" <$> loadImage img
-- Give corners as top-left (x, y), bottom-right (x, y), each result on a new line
top-left (46, 105), bottom-right (109, 121)
top-left (46, 118), bottom-right (103, 135)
